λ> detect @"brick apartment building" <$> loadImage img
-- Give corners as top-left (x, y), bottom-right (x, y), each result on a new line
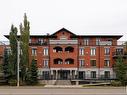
top-left (2, 28), bottom-right (126, 81)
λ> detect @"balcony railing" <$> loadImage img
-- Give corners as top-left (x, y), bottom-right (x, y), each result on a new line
top-left (113, 52), bottom-right (124, 55)
top-left (112, 52), bottom-right (127, 58)
top-left (99, 41), bottom-right (112, 45)
top-left (29, 42), bottom-right (48, 46)
top-left (49, 40), bottom-right (78, 45)
top-left (0, 41), bottom-right (127, 46)
top-left (79, 41), bottom-right (126, 46)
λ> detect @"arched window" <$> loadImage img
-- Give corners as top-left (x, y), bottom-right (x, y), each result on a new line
top-left (65, 46), bottom-right (74, 52)
top-left (54, 58), bottom-right (63, 64)
top-left (65, 58), bottom-right (74, 64)
top-left (53, 46), bottom-right (63, 52)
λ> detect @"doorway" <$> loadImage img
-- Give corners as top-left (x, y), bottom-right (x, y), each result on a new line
top-left (59, 70), bottom-right (69, 80)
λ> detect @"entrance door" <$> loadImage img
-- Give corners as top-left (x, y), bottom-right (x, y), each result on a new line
top-left (79, 71), bottom-right (84, 79)
top-left (43, 71), bottom-right (50, 80)
top-left (59, 70), bottom-right (68, 80)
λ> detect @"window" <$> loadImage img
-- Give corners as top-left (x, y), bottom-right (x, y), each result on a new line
top-left (116, 48), bottom-right (123, 55)
top-left (65, 58), bottom-right (74, 64)
top-left (96, 38), bottom-right (100, 45)
top-left (54, 58), bottom-right (63, 64)
top-left (84, 38), bottom-right (89, 45)
top-left (104, 48), bottom-right (110, 55)
top-left (65, 46), bottom-right (74, 52)
top-left (91, 71), bottom-right (96, 78)
top-left (104, 71), bottom-right (110, 79)
top-left (53, 46), bottom-right (62, 53)
top-left (32, 48), bottom-right (37, 56)
top-left (44, 48), bottom-right (48, 56)
top-left (104, 60), bottom-right (110, 67)
top-left (79, 48), bottom-right (84, 55)
top-left (79, 60), bottom-right (85, 67)
top-left (43, 60), bottom-right (49, 68)
top-left (90, 60), bottom-right (96, 67)
top-left (90, 48), bottom-right (96, 56)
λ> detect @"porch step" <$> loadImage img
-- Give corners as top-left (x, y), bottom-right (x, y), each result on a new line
top-left (39, 80), bottom-right (56, 85)
top-left (0, 76), bottom-right (7, 85)
top-left (55, 80), bottom-right (71, 85)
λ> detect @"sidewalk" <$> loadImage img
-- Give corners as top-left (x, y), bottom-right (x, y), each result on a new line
top-left (44, 85), bottom-right (82, 88)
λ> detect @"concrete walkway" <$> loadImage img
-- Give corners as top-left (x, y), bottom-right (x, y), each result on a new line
top-left (44, 85), bottom-right (82, 88)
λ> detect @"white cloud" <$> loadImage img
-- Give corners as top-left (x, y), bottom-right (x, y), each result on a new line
top-left (0, 0), bottom-right (127, 41)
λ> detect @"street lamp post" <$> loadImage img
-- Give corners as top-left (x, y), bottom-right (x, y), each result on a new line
top-left (17, 41), bottom-right (20, 87)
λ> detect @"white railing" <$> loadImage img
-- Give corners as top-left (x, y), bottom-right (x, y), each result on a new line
top-left (99, 41), bottom-right (112, 45)
top-left (49, 40), bottom-right (78, 44)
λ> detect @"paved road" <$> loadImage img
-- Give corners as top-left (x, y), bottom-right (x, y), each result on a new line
top-left (0, 87), bottom-right (126, 95)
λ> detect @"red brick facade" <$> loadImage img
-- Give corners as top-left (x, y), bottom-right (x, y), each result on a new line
top-left (27, 28), bottom-right (124, 80)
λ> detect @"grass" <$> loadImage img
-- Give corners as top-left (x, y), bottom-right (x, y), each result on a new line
top-left (82, 83), bottom-right (124, 88)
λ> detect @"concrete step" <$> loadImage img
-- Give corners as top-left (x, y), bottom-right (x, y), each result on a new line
top-left (55, 80), bottom-right (72, 85)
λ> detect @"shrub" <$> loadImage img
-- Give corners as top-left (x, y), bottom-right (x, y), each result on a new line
top-left (110, 80), bottom-right (122, 86)
top-left (8, 79), bottom-right (17, 86)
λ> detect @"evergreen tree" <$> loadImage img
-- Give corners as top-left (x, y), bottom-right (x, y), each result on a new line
top-left (20, 13), bottom-right (30, 82)
top-left (30, 59), bottom-right (38, 85)
top-left (26, 59), bottom-right (38, 85)
top-left (114, 56), bottom-right (127, 85)
top-left (9, 25), bottom-right (18, 80)
top-left (3, 49), bottom-right (9, 82)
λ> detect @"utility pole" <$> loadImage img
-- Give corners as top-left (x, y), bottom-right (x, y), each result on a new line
top-left (17, 41), bottom-right (20, 87)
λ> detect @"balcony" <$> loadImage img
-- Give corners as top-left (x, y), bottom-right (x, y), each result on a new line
top-left (112, 52), bottom-right (127, 58)
top-left (29, 42), bottom-right (48, 46)
top-left (49, 40), bottom-right (78, 45)
top-left (99, 41), bottom-right (112, 45)
top-left (80, 41), bottom-right (126, 46)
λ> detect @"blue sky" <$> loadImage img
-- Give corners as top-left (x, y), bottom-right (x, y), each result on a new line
top-left (0, 0), bottom-right (127, 41)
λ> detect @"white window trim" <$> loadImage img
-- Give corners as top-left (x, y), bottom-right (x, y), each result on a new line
top-left (79, 59), bottom-right (85, 67)
top-left (90, 48), bottom-right (96, 56)
top-left (79, 48), bottom-right (84, 56)
top-left (43, 59), bottom-right (49, 68)
top-left (104, 60), bottom-right (110, 67)
top-left (104, 47), bottom-right (110, 55)
top-left (43, 48), bottom-right (49, 56)
top-left (32, 48), bottom-right (37, 56)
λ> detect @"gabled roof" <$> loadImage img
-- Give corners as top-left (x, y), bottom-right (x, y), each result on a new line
top-left (51, 28), bottom-right (76, 36)
top-left (4, 28), bottom-right (123, 40)
top-left (71, 35), bottom-right (123, 39)
top-left (4, 35), bottom-right (56, 39)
